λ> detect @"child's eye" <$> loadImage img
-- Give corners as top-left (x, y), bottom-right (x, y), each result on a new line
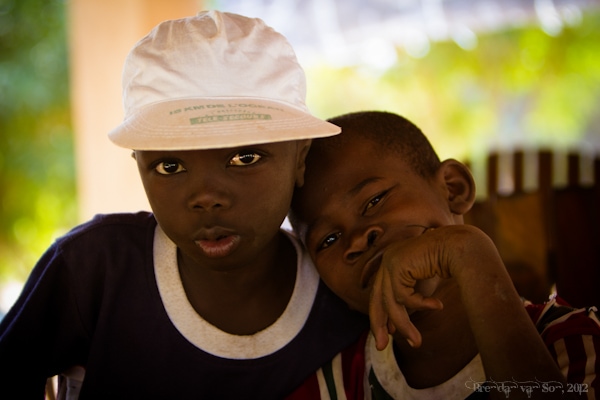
top-left (155, 161), bottom-right (186, 175)
top-left (318, 232), bottom-right (341, 251)
top-left (229, 151), bottom-right (262, 166)
top-left (364, 191), bottom-right (388, 214)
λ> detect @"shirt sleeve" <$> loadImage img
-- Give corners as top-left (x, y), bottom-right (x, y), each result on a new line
top-left (0, 242), bottom-right (89, 398)
top-left (527, 298), bottom-right (600, 399)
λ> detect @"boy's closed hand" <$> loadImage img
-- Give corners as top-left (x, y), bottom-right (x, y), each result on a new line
top-left (369, 227), bottom-right (457, 351)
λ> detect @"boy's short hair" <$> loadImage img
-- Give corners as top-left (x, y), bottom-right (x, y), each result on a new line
top-left (313, 111), bottom-right (441, 178)
top-left (108, 10), bottom-right (340, 151)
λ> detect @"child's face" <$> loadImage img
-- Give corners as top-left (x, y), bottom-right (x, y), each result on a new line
top-left (293, 138), bottom-right (456, 314)
top-left (135, 140), bottom-right (309, 270)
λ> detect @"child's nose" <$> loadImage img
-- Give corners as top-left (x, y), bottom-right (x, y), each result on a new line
top-left (343, 226), bottom-right (383, 262)
top-left (187, 175), bottom-right (232, 211)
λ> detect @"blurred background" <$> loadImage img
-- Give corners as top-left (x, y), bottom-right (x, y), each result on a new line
top-left (1, 0), bottom-right (599, 317)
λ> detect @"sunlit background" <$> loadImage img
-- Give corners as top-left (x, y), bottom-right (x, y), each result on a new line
top-left (1, 0), bottom-right (599, 317)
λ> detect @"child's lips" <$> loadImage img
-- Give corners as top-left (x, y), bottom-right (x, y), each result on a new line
top-left (194, 232), bottom-right (241, 258)
top-left (360, 252), bottom-right (383, 289)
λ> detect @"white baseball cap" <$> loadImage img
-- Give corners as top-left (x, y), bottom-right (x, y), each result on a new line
top-left (108, 10), bottom-right (340, 150)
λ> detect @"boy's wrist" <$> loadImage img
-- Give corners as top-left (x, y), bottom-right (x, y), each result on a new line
top-left (436, 225), bottom-right (504, 284)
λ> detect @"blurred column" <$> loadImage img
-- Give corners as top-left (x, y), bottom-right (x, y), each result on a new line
top-left (69, 0), bottom-right (203, 221)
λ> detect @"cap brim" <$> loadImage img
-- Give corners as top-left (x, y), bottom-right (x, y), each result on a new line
top-left (108, 97), bottom-right (340, 150)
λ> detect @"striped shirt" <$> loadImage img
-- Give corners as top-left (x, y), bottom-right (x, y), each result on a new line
top-left (288, 297), bottom-right (600, 399)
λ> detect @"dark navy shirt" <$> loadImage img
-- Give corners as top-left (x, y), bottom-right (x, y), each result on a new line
top-left (0, 212), bottom-right (368, 399)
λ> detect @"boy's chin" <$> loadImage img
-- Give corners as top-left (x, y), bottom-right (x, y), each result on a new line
top-left (346, 300), bottom-right (370, 316)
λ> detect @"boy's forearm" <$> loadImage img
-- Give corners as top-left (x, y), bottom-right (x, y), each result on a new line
top-left (374, 225), bottom-right (570, 398)
top-left (450, 226), bottom-right (568, 398)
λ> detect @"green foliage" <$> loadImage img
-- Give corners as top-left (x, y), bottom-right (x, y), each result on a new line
top-left (1, 2), bottom-right (599, 293)
top-left (0, 0), bottom-right (76, 284)
top-left (306, 11), bottom-right (600, 162)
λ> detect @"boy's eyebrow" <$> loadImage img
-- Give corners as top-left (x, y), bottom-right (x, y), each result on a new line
top-left (303, 220), bottom-right (325, 248)
top-left (347, 177), bottom-right (383, 198)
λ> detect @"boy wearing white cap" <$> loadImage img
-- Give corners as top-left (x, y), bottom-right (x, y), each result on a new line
top-left (0, 11), bottom-right (368, 399)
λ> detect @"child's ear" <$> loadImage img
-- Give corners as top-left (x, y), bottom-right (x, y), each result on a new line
top-left (437, 159), bottom-right (476, 215)
top-left (294, 139), bottom-right (312, 188)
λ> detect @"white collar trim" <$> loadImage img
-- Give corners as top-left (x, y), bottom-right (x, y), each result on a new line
top-left (153, 225), bottom-right (319, 359)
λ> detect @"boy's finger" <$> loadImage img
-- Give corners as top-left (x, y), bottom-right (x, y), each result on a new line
top-left (381, 268), bottom-right (422, 348)
top-left (397, 291), bottom-right (444, 311)
top-left (386, 303), bottom-right (421, 348)
top-left (387, 270), bottom-right (444, 311)
top-left (369, 269), bottom-right (391, 350)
